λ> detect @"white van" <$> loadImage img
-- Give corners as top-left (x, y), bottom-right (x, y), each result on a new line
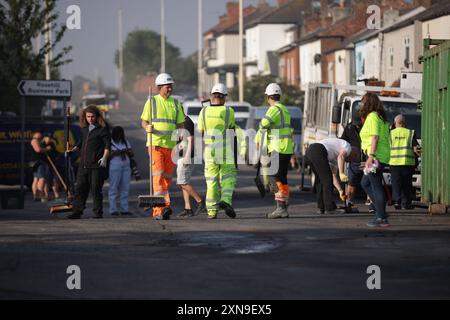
top-left (183, 100), bottom-right (203, 125)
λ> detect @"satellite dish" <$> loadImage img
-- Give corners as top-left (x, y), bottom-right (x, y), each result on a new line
top-left (404, 58), bottom-right (410, 68)
top-left (314, 53), bottom-right (322, 64)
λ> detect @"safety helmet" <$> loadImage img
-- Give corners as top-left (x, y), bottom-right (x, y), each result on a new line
top-left (155, 73), bottom-right (175, 86)
top-left (265, 83), bottom-right (282, 96)
top-left (210, 83), bottom-right (228, 96)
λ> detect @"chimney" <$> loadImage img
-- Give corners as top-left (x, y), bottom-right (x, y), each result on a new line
top-left (383, 8), bottom-right (400, 28)
top-left (226, 2), bottom-right (239, 21)
top-left (278, 0), bottom-right (290, 6)
top-left (414, 0), bottom-right (433, 7)
top-left (331, 7), bottom-right (350, 23)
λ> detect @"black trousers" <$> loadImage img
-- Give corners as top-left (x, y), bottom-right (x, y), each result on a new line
top-left (306, 143), bottom-right (336, 211)
top-left (390, 165), bottom-right (415, 206)
top-left (270, 152), bottom-right (292, 185)
top-left (72, 167), bottom-right (106, 216)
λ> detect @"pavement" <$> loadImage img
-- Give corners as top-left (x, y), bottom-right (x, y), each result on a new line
top-left (1, 93), bottom-right (449, 299)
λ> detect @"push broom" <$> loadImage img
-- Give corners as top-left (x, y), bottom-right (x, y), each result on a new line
top-left (138, 86), bottom-right (166, 208)
top-left (47, 155), bottom-right (73, 214)
top-left (49, 103), bottom-right (74, 214)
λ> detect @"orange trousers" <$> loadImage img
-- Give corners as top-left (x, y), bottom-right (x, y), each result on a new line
top-left (148, 146), bottom-right (175, 217)
top-left (275, 181), bottom-right (289, 204)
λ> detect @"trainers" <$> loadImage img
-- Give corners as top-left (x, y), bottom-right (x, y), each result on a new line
top-left (367, 218), bottom-right (390, 228)
top-left (368, 203), bottom-right (376, 214)
top-left (379, 219), bottom-right (390, 227)
top-left (402, 204), bottom-right (414, 210)
top-left (178, 209), bottom-right (193, 218)
top-left (394, 203), bottom-right (401, 210)
top-left (162, 207), bottom-right (172, 220)
top-left (367, 218), bottom-right (382, 227)
top-left (193, 200), bottom-right (207, 216)
top-left (219, 201), bottom-right (236, 218)
top-left (316, 209), bottom-right (325, 214)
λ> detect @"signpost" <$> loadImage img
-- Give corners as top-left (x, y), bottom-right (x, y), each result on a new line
top-left (17, 80), bottom-right (72, 98)
top-left (17, 80), bottom-right (72, 204)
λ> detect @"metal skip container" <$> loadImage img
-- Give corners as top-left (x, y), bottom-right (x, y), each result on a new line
top-left (420, 39), bottom-right (450, 214)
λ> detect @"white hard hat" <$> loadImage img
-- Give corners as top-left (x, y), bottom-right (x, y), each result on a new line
top-left (265, 83), bottom-right (282, 96)
top-left (155, 73), bottom-right (175, 86)
top-left (210, 83), bottom-right (228, 95)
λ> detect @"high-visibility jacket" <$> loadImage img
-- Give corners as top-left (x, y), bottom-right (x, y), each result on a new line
top-left (198, 105), bottom-right (235, 162)
top-left (259, 102), bottom-right (294, 154)
top-left (140, 95), bottom-right (185, 149)
top-left (389, 127), bottom-right (415, 166)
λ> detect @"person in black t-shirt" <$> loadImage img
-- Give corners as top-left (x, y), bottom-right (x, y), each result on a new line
top-left (340, 114), bottom-right (365, 209)
top-left (176, 115), bottom-right (206, 217)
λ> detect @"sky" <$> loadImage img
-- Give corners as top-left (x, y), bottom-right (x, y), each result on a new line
top-left (55, 0), bottom-right (278, 87)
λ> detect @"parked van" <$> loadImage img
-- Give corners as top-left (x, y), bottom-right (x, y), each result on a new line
top-left (183, 100), bottom-right (203, 125)
top-left (226, 101), bottom-right (252, 129)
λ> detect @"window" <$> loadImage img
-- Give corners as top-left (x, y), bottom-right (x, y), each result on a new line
top-left (208, 38), bottom-right (217, 59)
top-left (389, 47), bottom-right (394, 68)
top-left (404, 37), bottom-right (410, 67)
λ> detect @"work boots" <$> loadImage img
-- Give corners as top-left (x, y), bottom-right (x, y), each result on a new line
top-left (267, 201), bottom-right (289, 219)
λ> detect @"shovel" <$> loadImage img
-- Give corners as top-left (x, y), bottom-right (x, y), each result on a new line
top-left (254, 130), bottom-right (267, 198)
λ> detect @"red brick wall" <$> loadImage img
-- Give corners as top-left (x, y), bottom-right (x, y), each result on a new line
top-left (280, 46), bottom-right (300, 87)
top-left (322, 52), bottom-right (336, 84)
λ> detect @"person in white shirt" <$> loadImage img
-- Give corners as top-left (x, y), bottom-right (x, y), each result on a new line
top-left (305, 137), bottom-right (358, 214)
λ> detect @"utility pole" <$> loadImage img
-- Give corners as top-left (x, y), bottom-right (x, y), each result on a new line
top-left (44, 0), bottom-right (52, 80)
top-left (161, 0), bottom-right (166, 73)
top-left (238, 0), bottom-right (244, 102)
top-left (118, 8), bottom-right (124, 92)
top-left (198, 0), bottom-right (203, 99)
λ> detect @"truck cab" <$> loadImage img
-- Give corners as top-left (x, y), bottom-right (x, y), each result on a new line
top-left (302, 83), bottom-right (422, 190)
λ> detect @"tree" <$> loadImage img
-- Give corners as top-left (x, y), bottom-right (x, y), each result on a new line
top-left (0, 0), bottom-right (72, 113)
top-left (115, 29), bottom-right (196, 91)
top-left (229, 75), bottom-right (304, 107)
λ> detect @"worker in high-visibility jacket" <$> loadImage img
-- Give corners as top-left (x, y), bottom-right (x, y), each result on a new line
top-left (258, 83), bottom-right (294, 219)
top-left (389, 114), bottom-right (420, 210)
top-left (198, 83), bottom-right (237, 219)
top-left (141, 73), bottom-right (185, 220)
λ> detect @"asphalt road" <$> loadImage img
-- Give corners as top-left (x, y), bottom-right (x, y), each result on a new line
top-left (0, 93), bottom-right (449, 300)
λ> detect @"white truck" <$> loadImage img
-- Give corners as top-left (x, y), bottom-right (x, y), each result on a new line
top-left (301, 83), bottom-right (422, 190)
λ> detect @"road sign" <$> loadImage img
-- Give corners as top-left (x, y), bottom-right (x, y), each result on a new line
top-left (17, 80), bottom-right (72, 98)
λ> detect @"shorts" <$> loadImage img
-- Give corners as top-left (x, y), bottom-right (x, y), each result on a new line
top-left (348, 161), bottom-right (363, 186)
top-left (33, 163), bottom-right (50, 179)
top-left (176, 158), bottom-right (194, 185)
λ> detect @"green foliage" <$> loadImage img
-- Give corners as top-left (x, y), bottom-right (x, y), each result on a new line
top-left (0, 0), bottom-right (72, 113)
top-left (115, 29), bottom-right (197, 90)
top-left (229, 74), bottom-right (304, 107)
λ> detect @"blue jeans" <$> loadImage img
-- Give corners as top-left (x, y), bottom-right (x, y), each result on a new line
top-left (108, 161), bottom-right (131, 213)
top-left (361, 163), bottom-right (388, 219)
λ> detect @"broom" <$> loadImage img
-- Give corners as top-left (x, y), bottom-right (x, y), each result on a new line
top-left (47, 154), bottom-right (73, 214)
top-left (138, 86), bottom-right (166, 208)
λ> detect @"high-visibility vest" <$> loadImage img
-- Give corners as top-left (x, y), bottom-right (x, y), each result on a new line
top-left (259, 102), bottom-right (294, 154)
top-left (141, 95), bottom-right (183, 148)
top-left (198, 105), bottom-right (235, 160)
top-left (389, 127), bottom-right (415, 166)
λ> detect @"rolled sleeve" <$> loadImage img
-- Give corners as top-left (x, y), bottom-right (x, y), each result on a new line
top-left (140, 99), bottom-right (151, 122)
